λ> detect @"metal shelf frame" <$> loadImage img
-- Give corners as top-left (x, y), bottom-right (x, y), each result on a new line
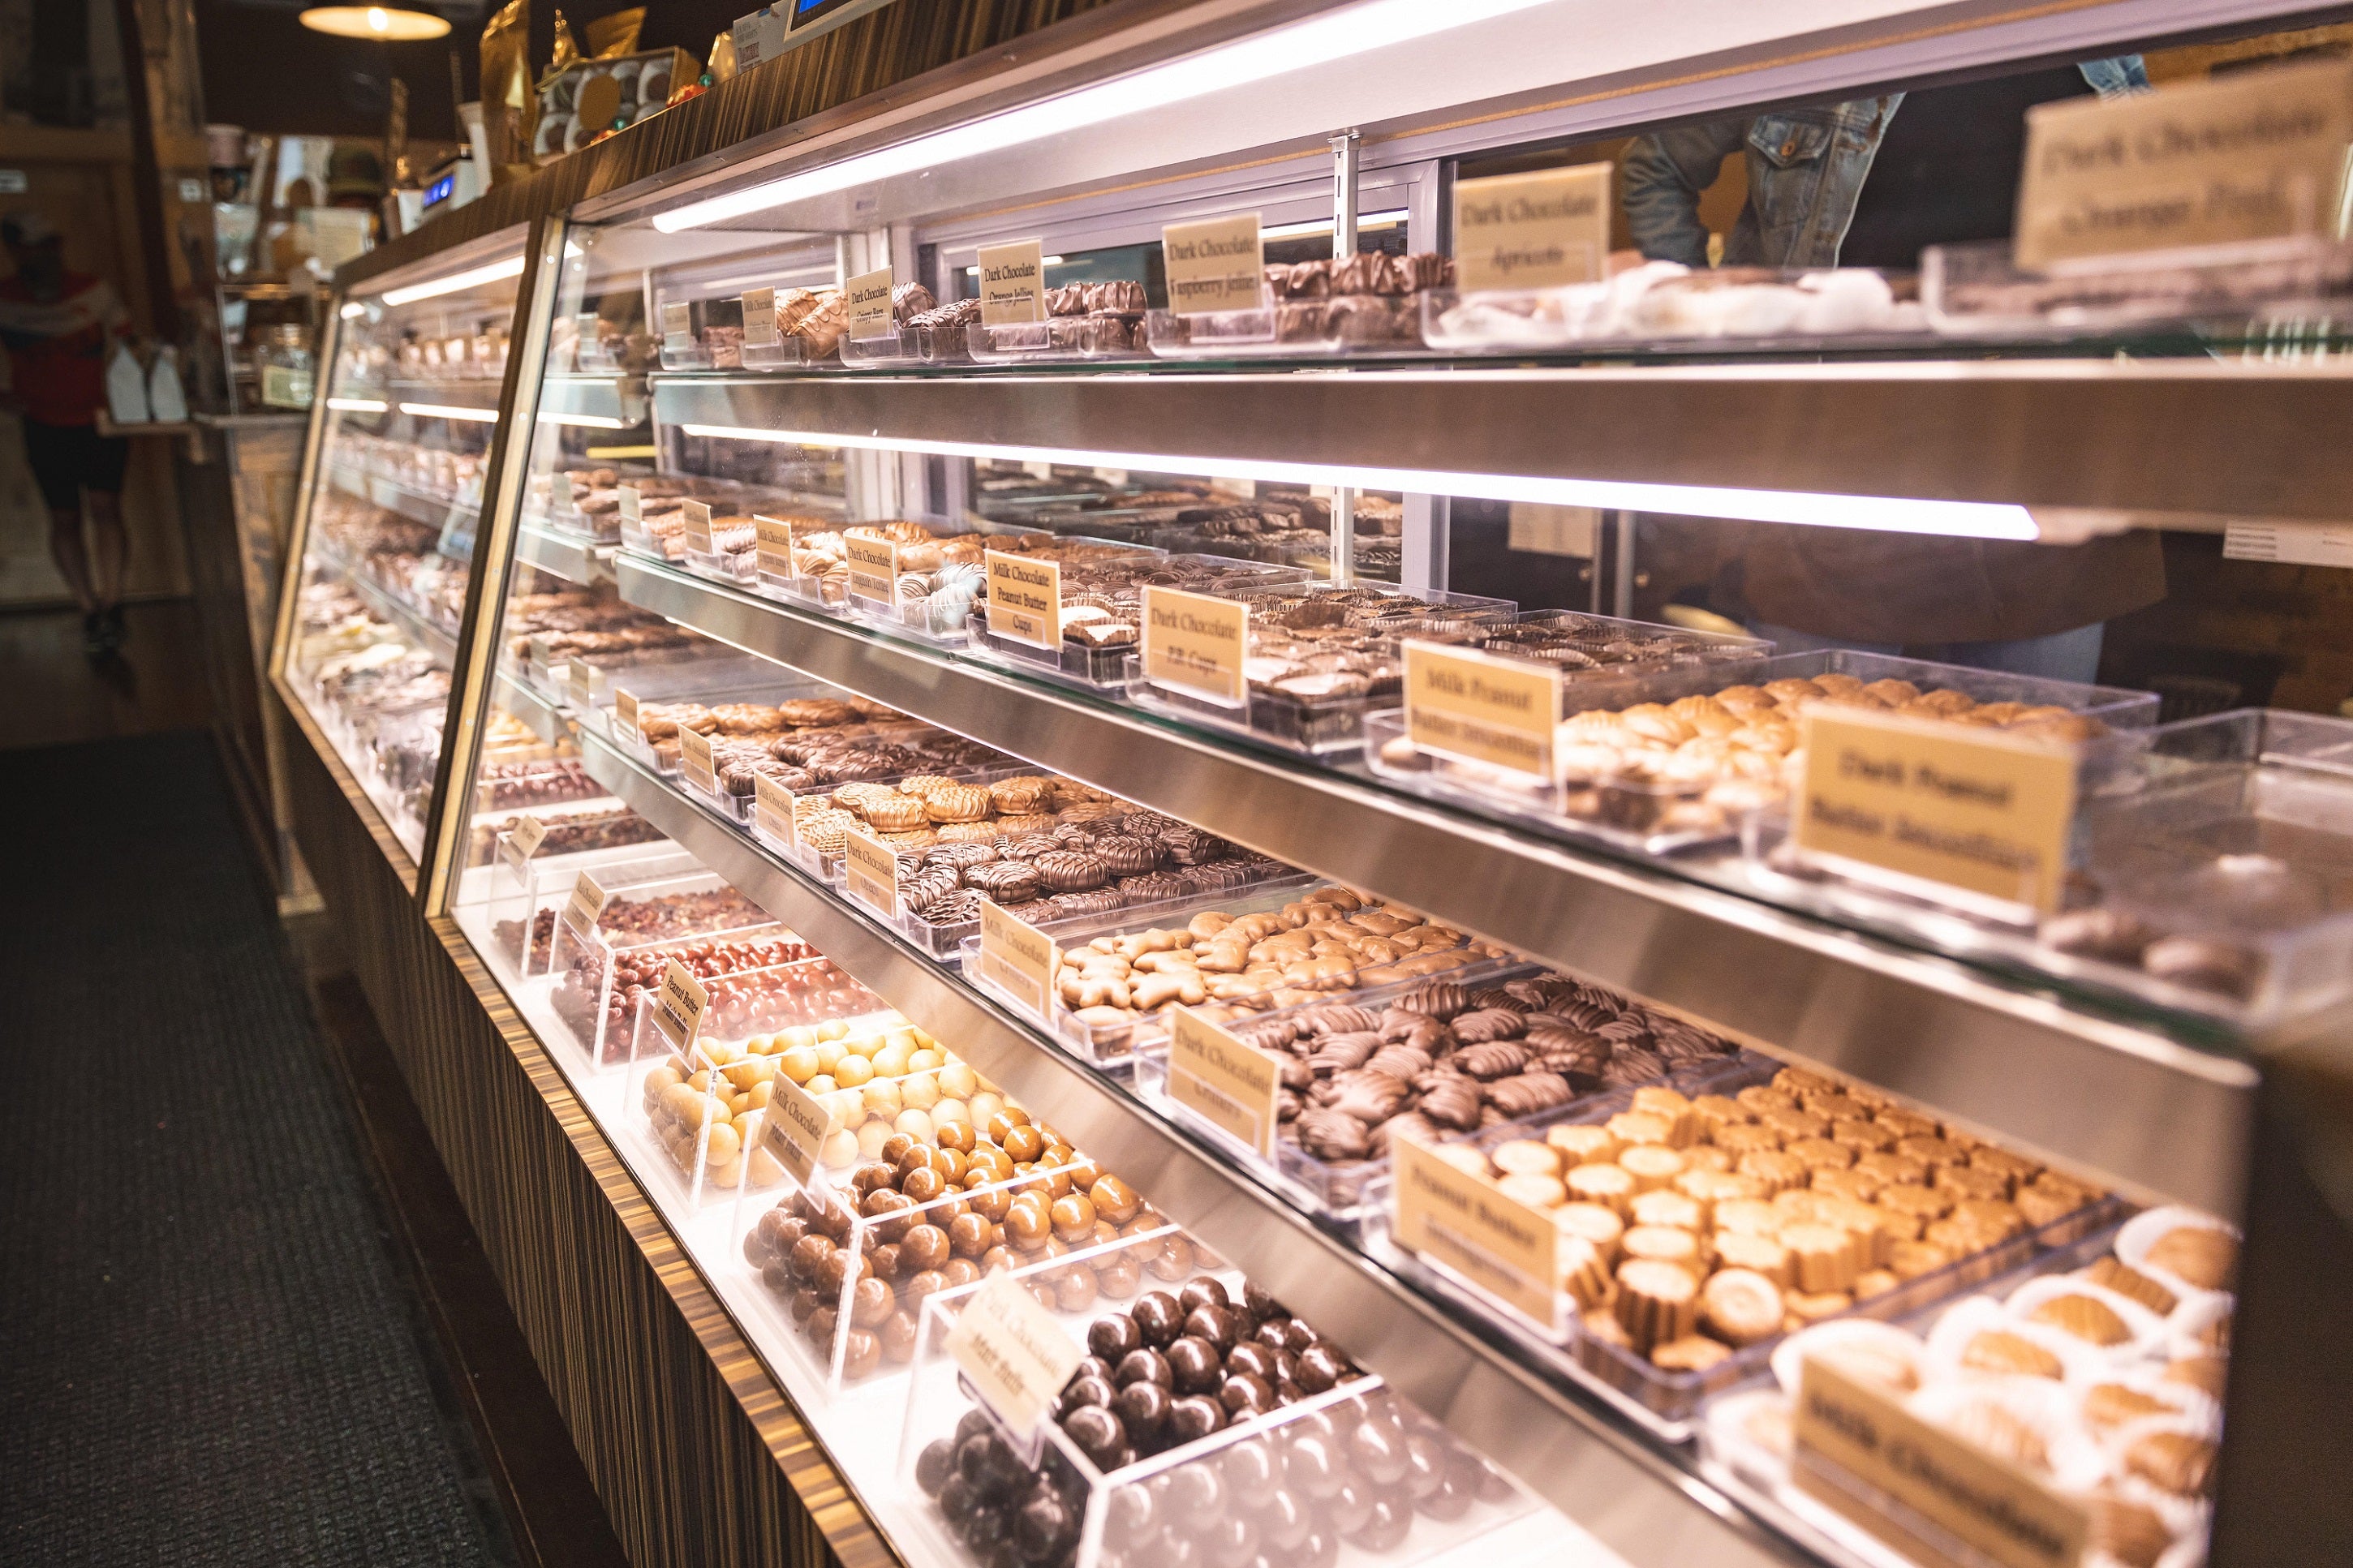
top-left (617, 554), bottom-right (2259, 1216)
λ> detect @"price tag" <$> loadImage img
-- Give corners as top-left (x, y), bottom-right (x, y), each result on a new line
top-left (564, 870), bottom-right (612, 934)
top-left (944, 1271), bottom-right (1087, 1454)
top-left (742, 286), bottom-right (778, 348)
top-left (845, 266), bottom-right (894, 340)
top-left (983, 550), bottom-right (1061, 651)
top-left (1793, 706), bottom-right (2080, 918)
top-left (651, 958), bottom-right (710, 1054)
top-left (2015, 58), bottom-right (2353, 268)
top-left (1162, 212), bottom-right (1265, 315)
top-left (842, 827), bottom-right (899, 918)
top-left (1141, 586), bottom-right (1248, 707)
top-left (681, 499), bottom-right (715, 556)
top-left (754, 515), bottom-right (797, 579)
top-left (844, 534), bottom-right (901, 608)
top-left (1793, 1356), bottom-right (2088, 1568)
top-left (1022, 460), bottom-right (1054, 480)
top-left (1207, 475), bottom-right (1256, 501)
top-left (757, 1072), bottom-right (837, 1187)
top-left (1402, 640), bottom-right (1559, 781)
top-left (613, 686), bottom-right (641, 740)
top-left (678, 724), bottom-right (718, 795)
top-left (568, 657), bottom-right (604, 715)
top-left (1391, 1128), bottom-right (1559, 1327)
top-left (1452, 162), bottom-right (1611, 292)
top-left (753, 771), bottom-right (798, 844)
top-left (510, 814), bottom-right (548, 859)
top-left (977, 239), bottom-right (1046, 326)
top-left (977, 900), bottom-right (1057, 1020)
top-left (660, 299), bottom-right (692, 346)
top-left (617, 485), bottom-right (642, 526)
top-left (1165, 1007), bottom-right (1280, 1158)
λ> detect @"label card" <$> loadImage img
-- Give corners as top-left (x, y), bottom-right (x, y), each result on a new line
top-left (510, 814), bottom-right (548, 860)
top-left (652, 958), bottom-right (710, 1055)
top-left (617, 485), bottom-right (642, 526)
top-left (678, 724), bottom-right (718, 795)
top-left (944, 1271), bottom-right (1087, 1450)
top-left (977, 239), bottom-right (1047, 326)
top-left (754, 515), bottom-right (798, 579)
top-left (660, 300), bottom-right (692, 346)
top-left (1794, 706), bottom-right (2080, 917)
top-left (843, 827), bottom-right (899, 918)
top-left (977, 900), bottom-right (1057, 1021)
top-left (1166, 1007), bottom-right (1280, 1158)
top-left (742, 286), bottom-right (778, 348)
top-left (1403, 640), bottom-right (1559, 781)
top-left (2015, 58), bottom-right (2353, 268)
top-left (753, 772), bottom-right (799, 845)
top-left (1022, 459), bottom-right (1054, 480)
top-left (568, 657), bottom-right (604, 716)
top-left (681, 499), bottom-right (715, 556)
top-left (1452, 163), bottom-right (1611, 291)
top-left (1162, 213), bottom-right (1265, 315)
top-left (1793, 1356), bottom-right (2088, 1568)
top-left (845, 266), bottom-right (894, 340)
top-left (1141, 586), bottom-right (1248, 707)
top-left (984, 551), bottom-right (1062, 651)
top-left (1208, 475), bottom-right (1256, 501)
top-left (613, 687), bottom-right (641, 741)
top-left (565, 870), bottom-right (611, 934)
top-left (758, 1071), bottom-right (836, 1187)
top-left (1391, 1130), bottom-right (1559, 1328)
top-left (844, 534), bottom-right (901, 608)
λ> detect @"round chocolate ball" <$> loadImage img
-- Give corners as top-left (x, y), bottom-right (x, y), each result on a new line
top-left (1116, 1347), bottom-right (1172, 1390)
top-left (1184, 1305), bottom-right (1238, 1351)
top-left (1219, 1437), bottom-right (1280, 1510)
top-left (1167, 1394), bottom-right (1226, 1445)
top-left (1242, 1282), bottom-right (1282, 1322)
top-left (1167, 1335), bottom-right (1223, 1396)
top-left (962, 1499), bottom-right (1010, 1550)
top-left (1296, 1526), bottom-right (1340, 1568)
top-left (1105, 1481), bottom-right (1157, 1549)
top-left (1218, 1373), bottom-right (1273, 1419)
top-left (1252, 1487), bottom-right (1312, 1551)
top-left (1284, 1431), bottom-right (1345, 1500)
top-left (1178, 1278), bottom-right (1231, 1315)
top-left (1327, 1477), bottom-right (1373, 1536)
top-left (1131, 1291), bottom-right (1185, 1347)
top-left (1418, 1462), bottom-right (1478, 1522)
top-left (1062, 1404), bottom-right (1128, 1471)
top-left (1202, 1513), bottom-right (1258, 1568)
top-left (1059, 1373), bottom-right (1116, 1417)
top-left (1089, 1313), bottom-right (1142, 1361)
top-left (1224, 1341), bottom-right (1277, 1384)
top-left (1116, 1379), bottom-right (1172, 1442)
top-left (1294, 1344), bottom-right (1345, 1394)
top-left (915, 1437), bottom-right (957, 1496)
top-left (1347, 1495), bottom-right (1413, 1552)
top-left (1401, 1432), bottom-right (1449, 1500)
top-left (1166, 1461), bottom-right (1225, 1526)
top-left (1349, 1417), bottom-right (1410, 1486)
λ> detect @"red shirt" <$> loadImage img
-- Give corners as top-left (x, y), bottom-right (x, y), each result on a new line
top-left (0, 270), bottom-right (129, 427)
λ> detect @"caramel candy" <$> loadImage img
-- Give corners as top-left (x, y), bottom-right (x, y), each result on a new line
top-left (1611, 1258), bottom-right (1700, 1351)
top-left (1651, 1334), bottom-right (1732, 1373)
top-left (1701, 1268), bottom-right (1784, 1346)
top-left (2126, 1430), bottom-right (2217, 1497)
top-left (1714, 1231), bottom-right (1793, 1287)
top-left (1623, 1224), bottom-right (1706, 1279)
top-left (1783, 1223), bottom-right (1861, 1293)
top-left (1546, 1124), bottom-right (1622, 1166)
top-left (1959, 1329), bottom-right (2063, 1379)
top-left (1553, 1201), bottom-right (1626, 1262)
top-left (2028, 1292), bottom-right (2132, 1347)
top-left (2144, 1224), bottom-right (2238, 1291)
top-left (1567, 1162), bottom-right (1637, 1216)
top-left (1619, 1143), bottom-right (1688, 1194)
top-left (2085, 1256), bottom-right (2178, 1317)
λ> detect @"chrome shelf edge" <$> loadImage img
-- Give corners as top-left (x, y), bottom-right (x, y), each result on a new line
top-left (576, 725), bottom-right (1814, 1568)
top-left (516, 522), bottom-right (608, 584)
top-left (618, 556), bottom-right (2257, 1216)
top-left (493, 669), bottom-right (566, 746)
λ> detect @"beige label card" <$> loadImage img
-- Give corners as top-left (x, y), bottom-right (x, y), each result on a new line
top-left (753, 771), bottom-right (798, 844)
top-left (509, 814), bottom-right (548, 860)
top-left (978, 899), bottom-right (1058, 1020)
top-left (681, 499), bottom-right (715, 556)
top-left (754, 515), bottom-right (796, 579)
top-left (564, 870), bottom-right (610, 934)
top-left (978, 240), bottom-right (1047, 326)
top-left (1403, 640), bottom-right (1559, 780)
top-left (844, 534), bottom-right (900, 608)
top-left (1795, 707), bottom-right (2080, 916)
top-left (660, 301), bottom-right (691, 343)
top-left (652, 957), bottom-right (710, 1054)
top-left (843, 827), bottom-right (899, 918)
top-left (1453, 162), bottom-right (1611, 291)
top-left (742, 286), bottom-right (778, 348)
top-left (1163, 213), bottom-right (1265, 315)
top-left (1208, 475), bottom-right (1256, 501)
top-left (613, 686), bottom-right (641, 740)
top-left (617, 485), bottom-right (642, 526)
top-left (1166, 1007), bottom-right (1280, 1158)
top-left (845, 267), bottom-right (894, 340)
top-left (677, 724), bottom-right (717, 795)
top-left (984, 550), bottom-right (1061, 651)
top-left (1392, 1131), bottom-right (1559, 1327)
top-left (944, 1270), bottom-right (1087, 1444)
top-left (1141, 586), bottom-right (1248, 707)
top-left (2016, 58), bottom-right (2353, 268)
top-left (1794, 1356), bottom-right (2088, 1568)
top-left (566, 657), bottom-right (598, 713)
top-left (758, 1071), bottom-right (835, 1186)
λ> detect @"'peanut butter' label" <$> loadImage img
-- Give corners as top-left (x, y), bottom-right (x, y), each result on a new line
top-left (759, 1071), bottom-right (835, 1187)
top-left (1452, 162), bottom-right (1611, 291)
top-left (844, 534), bottom-right (900, 609)
top-left (681, 499), bottom-right (715, 556)
top-left (1392, 1130), bottom-right (1558, 1328)
top-left (978, 899), bottom-right (1057, 1021)
top-left (742, 286), bottom-right (778, 348)
top-left (1166, 1007), bottom-right (1280, 1158)
top-left (652, 957), bottom-right (710, 1054)
top-left (843, 827), bottom-right (898, 918)
top-left (1403, 639), bottom-right (1558, 781)
top-left (845, 267), bottom-right (893, 341)
top-left (754, 515), bottom-right (795, 580)
top-left (1795, 706), bottom-right (2080, 917)
top-left (1162, 213), bottom-right (1264, 315)
top-left (984, 550), bottom-right (1060, 651)
top-left (2015, 58), bottom-right (2353, 268)
top-left (1794, 1356), bottom-right (2088, 1568)
top-left (753, 772), bottom-right (798, 846)
top-left (617, 485), bottom-right (642, 526)
top-left (678, 724), bottom-right (717, 795)
top-left (509, 814), bottom-right (547, 860)
top-left (613, 686), bottom-right (640, 740)
top-left (946, 1271), bottom-right (1087, 1447)
top-left (564, 870), bottom-right (610, 934)
top-left (1141, 586), bottom-right (1248, 707)
top-left (977, 240), bottom-right (1046, 326)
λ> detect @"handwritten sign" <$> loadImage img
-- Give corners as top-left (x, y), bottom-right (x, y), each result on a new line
top-left (984, 550), bottom-right (1061, 651)
top-left (1141, 586), bottom-right (1248, 707)
top-left (944, 1271), bottom-right (1087, 1450)
top-left (1392, 1129), bottom-right (1559, 1327)
top-left (1163, 213), bottom-right (1265, 315)
top-left (1166, 1007), bottom-right (1280, 1158)
top-left (753, 771), bottom-right (798, 845)
top-left (509, 814), bottom-right (547, 860)
top-left (844, 534), bottom-right (900, 609)
top-left (678, 724), bottom-right (718, 795)
top-left (742, 286), bottom-right (778, 348)
top-left (617, 485), bottom-right (642, 527)
top-left (660, 300), bottom-right (691, 346)
top-left (977, 239), bottom-right (1046, 326)
top-left (564, 870), bottom-right (610, 933)
top-left (1403, 640), bottom-right (1559, 780)
top-left (1452, 163), bottom-right (1611, 291)
top-left (758, 1072), bottom-right (836, 1187)
top-left (681, 499), bottom-right (715, 556)
top-left (754, 515), bottom-right (796, 580)
top-left (845, 266), bottom-right (894, 341)
top-left (843, 827), bottom-right (898, 918)
top-left (613, 686), bottom-right (641, 741)
top-left (978, 900), bottom-right (1057, 1020)
top-left (651, 957), bottom-right (709, 1054)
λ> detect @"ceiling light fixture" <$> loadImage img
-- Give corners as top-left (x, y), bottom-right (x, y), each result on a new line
top-left (299, 6), bottom-right (452, 41)
top-left (537, 410), bottom-right (629, 429)
top-left (325, 397), bottom-right (389, 413)
top-left (677, 423), bottom-right (2040, 540)
top-left (651, 0), bottom-right (1556, 232)
top-left (401, 402), bottom-right (500, 423)
top-left (378, 254), bottom-right (527, 307)
top-left (1262, 210), bottom-right (1407, 241)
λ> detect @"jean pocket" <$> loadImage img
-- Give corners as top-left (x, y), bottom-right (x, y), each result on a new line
top-left (1745, 113), bottom-right (1835, 168)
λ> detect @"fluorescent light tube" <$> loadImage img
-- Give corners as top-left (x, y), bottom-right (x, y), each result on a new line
top-left (400, 402), bottom-right (500, 423)
top-left (652, 0), bottom-right (1556, 233)
top-left (678, 423), bottom-right (2039, 540)
top-left (537, 410), bottom-right (628, 429)
top-left (379, 255), bottom-right (527, 307)
top-left (339, 302), bottom-right (368, 319)
top-left (325, 397), bottom-right (389, 413)
top-left (1262, 210), bottom-right (1407, 241)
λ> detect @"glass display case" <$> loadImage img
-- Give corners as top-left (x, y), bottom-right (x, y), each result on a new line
top-left (274, 4), bottom-right (2353, 1566)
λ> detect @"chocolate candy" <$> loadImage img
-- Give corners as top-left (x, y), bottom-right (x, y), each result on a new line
top-left (1116, 1379), bottom-right (1172, 1441)
top-left (1168, 1335), bottom-right (1223, 1395)
top-left (1117, 1347), bottom-right (1173, 1389)
top-left (1090, 1313), bottom-right (1142, 1360)
top-left (1184, 1304), bottom-right (1238, 1351)
top-left (1133, 1291), bottom-right (1185, 1347)
top-left (1294, 1344), bottom-right (1347, 1394)
top-left (1168, 1394), bottom-right (1225, 1443)
top-left (1065, 1404), bottom-right (1127, 1470)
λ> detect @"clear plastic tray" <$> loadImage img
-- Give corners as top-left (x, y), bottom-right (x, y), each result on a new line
top-left (659, 295), bottom-right (742, 370)
top-left (1145, 294), bottom-right (1428, 357)
top-left (966, 315), bottom-right (1146, 363)
top-left (961, 552), bottom-right (1301, 693)
top-left (738, 333), bottom-right (839, 371)
top-left (838, 327), bottom-right (927, 368)
top-left (1419, 267), bottom-right (1925, 353)
top-left (481, 840), bottom-right (695, 976)
top-left (1924, 234), bottom-right (2353, 337)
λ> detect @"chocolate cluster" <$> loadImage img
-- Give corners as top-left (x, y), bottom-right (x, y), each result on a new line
top-left (895, 803), bottom-right (1292, 930)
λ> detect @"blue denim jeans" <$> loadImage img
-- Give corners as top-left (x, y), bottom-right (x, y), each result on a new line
top-left (1749, 621), bottom-right (2108, 685)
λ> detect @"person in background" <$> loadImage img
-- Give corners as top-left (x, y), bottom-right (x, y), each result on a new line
top-left (0, 209), bottom-right (134, 657)
top-left (1618, 58), bottom-right (2157, 685)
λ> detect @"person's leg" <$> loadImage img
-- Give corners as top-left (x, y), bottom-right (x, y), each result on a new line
top-left (84, 488), bottom-right (127, 624)
top-left (1930, 623), bottom-right (2107, 685)
top-left (1747, 621), bottom-right (1904, 658)
top-left (19, 419), bottom-right (100, 614)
